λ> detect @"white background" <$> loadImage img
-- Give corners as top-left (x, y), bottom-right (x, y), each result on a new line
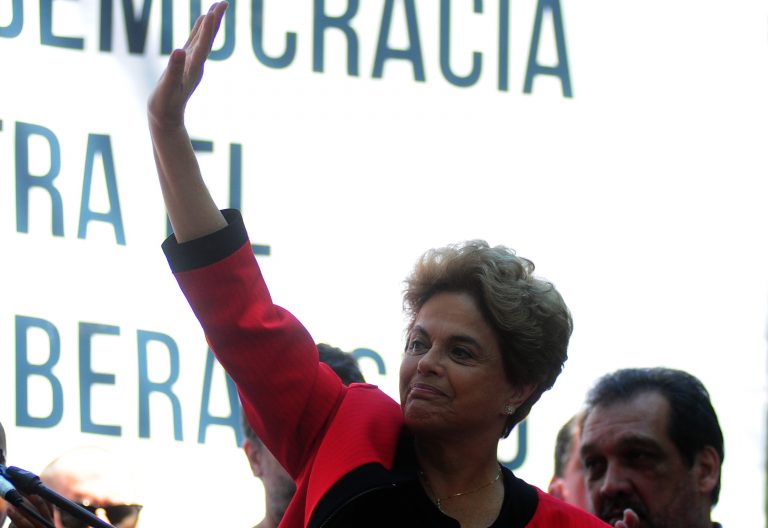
top-left (1, 1), bottom-right (766, 526)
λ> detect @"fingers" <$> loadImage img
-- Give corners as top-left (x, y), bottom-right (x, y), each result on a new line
top-left (6, 496), bottom-right (53, 528)
top-left (184, 2), bottom-right (228, 91)
top-left (188, 2), bottom-right (227, 62)
top-left (148, 48), bottom-right (187, 126)
top-left (209, 2), bottom-right (228, 46)
top-left (620, 508), bottom-right (640, 528)
top-left (183, 12), bottom-right (205, 50)
top-left (148, 1), bottom-right (227, 130)
top-left (157, 48), bottom-right (186, 88)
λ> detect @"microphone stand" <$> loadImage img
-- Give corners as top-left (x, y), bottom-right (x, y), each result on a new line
top-left (13, 499), bottom-right (57, 528)
top-left (5, 466), bottom-right (115, 528)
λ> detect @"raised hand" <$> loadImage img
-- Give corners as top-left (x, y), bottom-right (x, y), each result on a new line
top-left (147, 1), bottom-right (229, 242)
top-left (148, 1), bottom-right (228, 131)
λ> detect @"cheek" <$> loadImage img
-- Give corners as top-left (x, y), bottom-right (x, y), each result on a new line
top-left (399, 356), bottom-right (416, 398)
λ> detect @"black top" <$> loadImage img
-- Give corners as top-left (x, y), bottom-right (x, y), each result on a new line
top-left (313, 430), bottom-right (538, 528)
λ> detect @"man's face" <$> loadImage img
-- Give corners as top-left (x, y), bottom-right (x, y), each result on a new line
top-left (42, 447), bottom-right (142, 528)
top-left (560, 430), bottom-right (589, 509)
top-left (579, 391), bottom-right (707, 528)
top-left (244, 439), bottom-right (296, 525)
top-left (257, 445), bottom-right (296, 521)
top-left (548, 422), bottom-right (589, 509)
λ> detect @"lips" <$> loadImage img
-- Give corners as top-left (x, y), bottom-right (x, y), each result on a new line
top-left (409, 382), bottom-right (447, 399)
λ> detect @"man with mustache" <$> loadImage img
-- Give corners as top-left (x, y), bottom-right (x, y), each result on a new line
top-left (579, 368), bottom-right (723, 528)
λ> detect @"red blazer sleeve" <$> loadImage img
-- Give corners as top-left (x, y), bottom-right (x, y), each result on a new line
top-left (163, 210), bottom-right (345, 478)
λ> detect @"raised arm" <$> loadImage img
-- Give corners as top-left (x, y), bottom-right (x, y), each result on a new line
top-left (147, 1), bottom-right (228, 242)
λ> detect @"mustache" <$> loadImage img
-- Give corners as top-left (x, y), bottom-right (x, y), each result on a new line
top-left (599, 495), bottom-right (650, 524)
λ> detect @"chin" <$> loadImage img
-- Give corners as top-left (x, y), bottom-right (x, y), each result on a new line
top-left (403, 408), bottom-right (449, 435)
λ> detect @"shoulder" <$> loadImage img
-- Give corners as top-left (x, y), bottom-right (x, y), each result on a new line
top-left (329, 383), bottom-right (402, 435)
top-left (528, 488), bottom-right (610, 527)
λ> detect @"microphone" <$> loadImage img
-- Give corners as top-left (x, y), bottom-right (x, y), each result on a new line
top-left (0, 469), bottom-right (24, 506)
top-left (4, 465), bottom-right (115, 528)
top-left (0, 465), bottom-right (56, 528)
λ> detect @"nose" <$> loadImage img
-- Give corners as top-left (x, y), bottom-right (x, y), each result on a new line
top-left (416, 345), bottom-right (443, 376)
top-left (598, 461), bottom-right (633, 500)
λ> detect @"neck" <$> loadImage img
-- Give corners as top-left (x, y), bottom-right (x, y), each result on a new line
top-left (414, 435), bottom-right (506, 527)
top-left (413, 433), bottom-right (502, 497)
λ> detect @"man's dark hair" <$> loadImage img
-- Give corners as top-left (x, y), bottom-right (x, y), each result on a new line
top-left (553, 413), bottom-right (581, 478)
top-left (242, 343), bottom-right (364, 443)
top-left (584, 367), bottom-right (724, 505)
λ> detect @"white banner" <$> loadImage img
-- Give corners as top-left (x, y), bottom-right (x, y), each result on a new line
top-left (1, 1), bottom-right (766, 526)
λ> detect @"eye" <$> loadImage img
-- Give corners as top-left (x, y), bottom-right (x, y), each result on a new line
top-left (450, 347), bottom-right (474, 362)
top-left (582, 456), bottom-right (605, 480)
top-left (625, 449), bottom-right (656, 468)
top-left (406, 337), bottom-right (428, 355)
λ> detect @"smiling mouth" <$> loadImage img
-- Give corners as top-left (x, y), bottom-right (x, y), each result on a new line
top-left (409, 383), bottom-right (446, 399)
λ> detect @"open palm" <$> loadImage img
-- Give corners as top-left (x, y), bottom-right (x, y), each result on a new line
top-left (148, 2), bottom-right (227, 131)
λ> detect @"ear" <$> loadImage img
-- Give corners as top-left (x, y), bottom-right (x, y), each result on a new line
top-left (243, 439), bottom-right (264, 478)
top-left (547, 477), bottom-right (567, 501)
top-left (693, 445), bottom-right (720, 499)
top-left (503, 383), bottom-right (537, 415)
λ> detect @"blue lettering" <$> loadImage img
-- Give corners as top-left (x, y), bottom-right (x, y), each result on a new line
top-left (198, 349), bottom-right (242, 445)
top-left (500, 420), bottom-right (527, 470)
top-left (372, 0), bottom-right (424, 81)
top-left (498, 0), bottom-right (510, 91)
top-left (122, 0), bottom-right (152, 53)
top-left (78, 134), bottom-right (126, 245)
top-left (524, 0), bottom-right (572, 97)
top-left (101, 0), bottom-right (185, 56)
top-left (40, 0), bottom-right (84, 49)
top-left (251, 0), bottom-right (296, 68)
top-left (79, 322), bottom-right (121, 436)
top-left (0, 0), bottom-right (23, 38)
top-left (15, 316), bottom-right (64, 428)
top-left (99, 0), bottom-right (112, 51)
top-left (15, 122), bottom-right (64, 236)
top-left (439, 0), bottom-right (482, 87)
top-left (352, 348), bottom-right (387, 375)
top-left (137, 330), bottom-right (183, 441)
top-left (228, 142), bottom-right (243, 210)
top-left (313, 0), bottom-right (359, 75)
top-left (160, 0), bottom-right (173, 53)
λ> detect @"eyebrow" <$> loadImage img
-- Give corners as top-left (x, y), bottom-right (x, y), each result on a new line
top-left (410, 324), bottom-right (490, 356)
top-left (413, 324), bottom-right (484, 345)
top-left (580, 434), bottom-right (663, 458)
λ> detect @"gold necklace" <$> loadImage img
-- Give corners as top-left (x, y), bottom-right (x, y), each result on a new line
top-left (419, 465), bottom-right (503, 513)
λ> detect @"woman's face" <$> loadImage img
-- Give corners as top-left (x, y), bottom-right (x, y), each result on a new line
top-left (399, 291), bottom-right (524, 438)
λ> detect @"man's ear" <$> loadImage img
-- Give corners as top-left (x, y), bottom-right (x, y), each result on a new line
top-left (547, 477), bottom-right (567, 502)
top-left (243, 439), bottom-right (264, 478)
top-left (693, 445), bottom-right (721, 498)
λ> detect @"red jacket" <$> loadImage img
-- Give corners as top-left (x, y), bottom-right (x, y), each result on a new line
top-left (163, 210), bottom-right (609, 527)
